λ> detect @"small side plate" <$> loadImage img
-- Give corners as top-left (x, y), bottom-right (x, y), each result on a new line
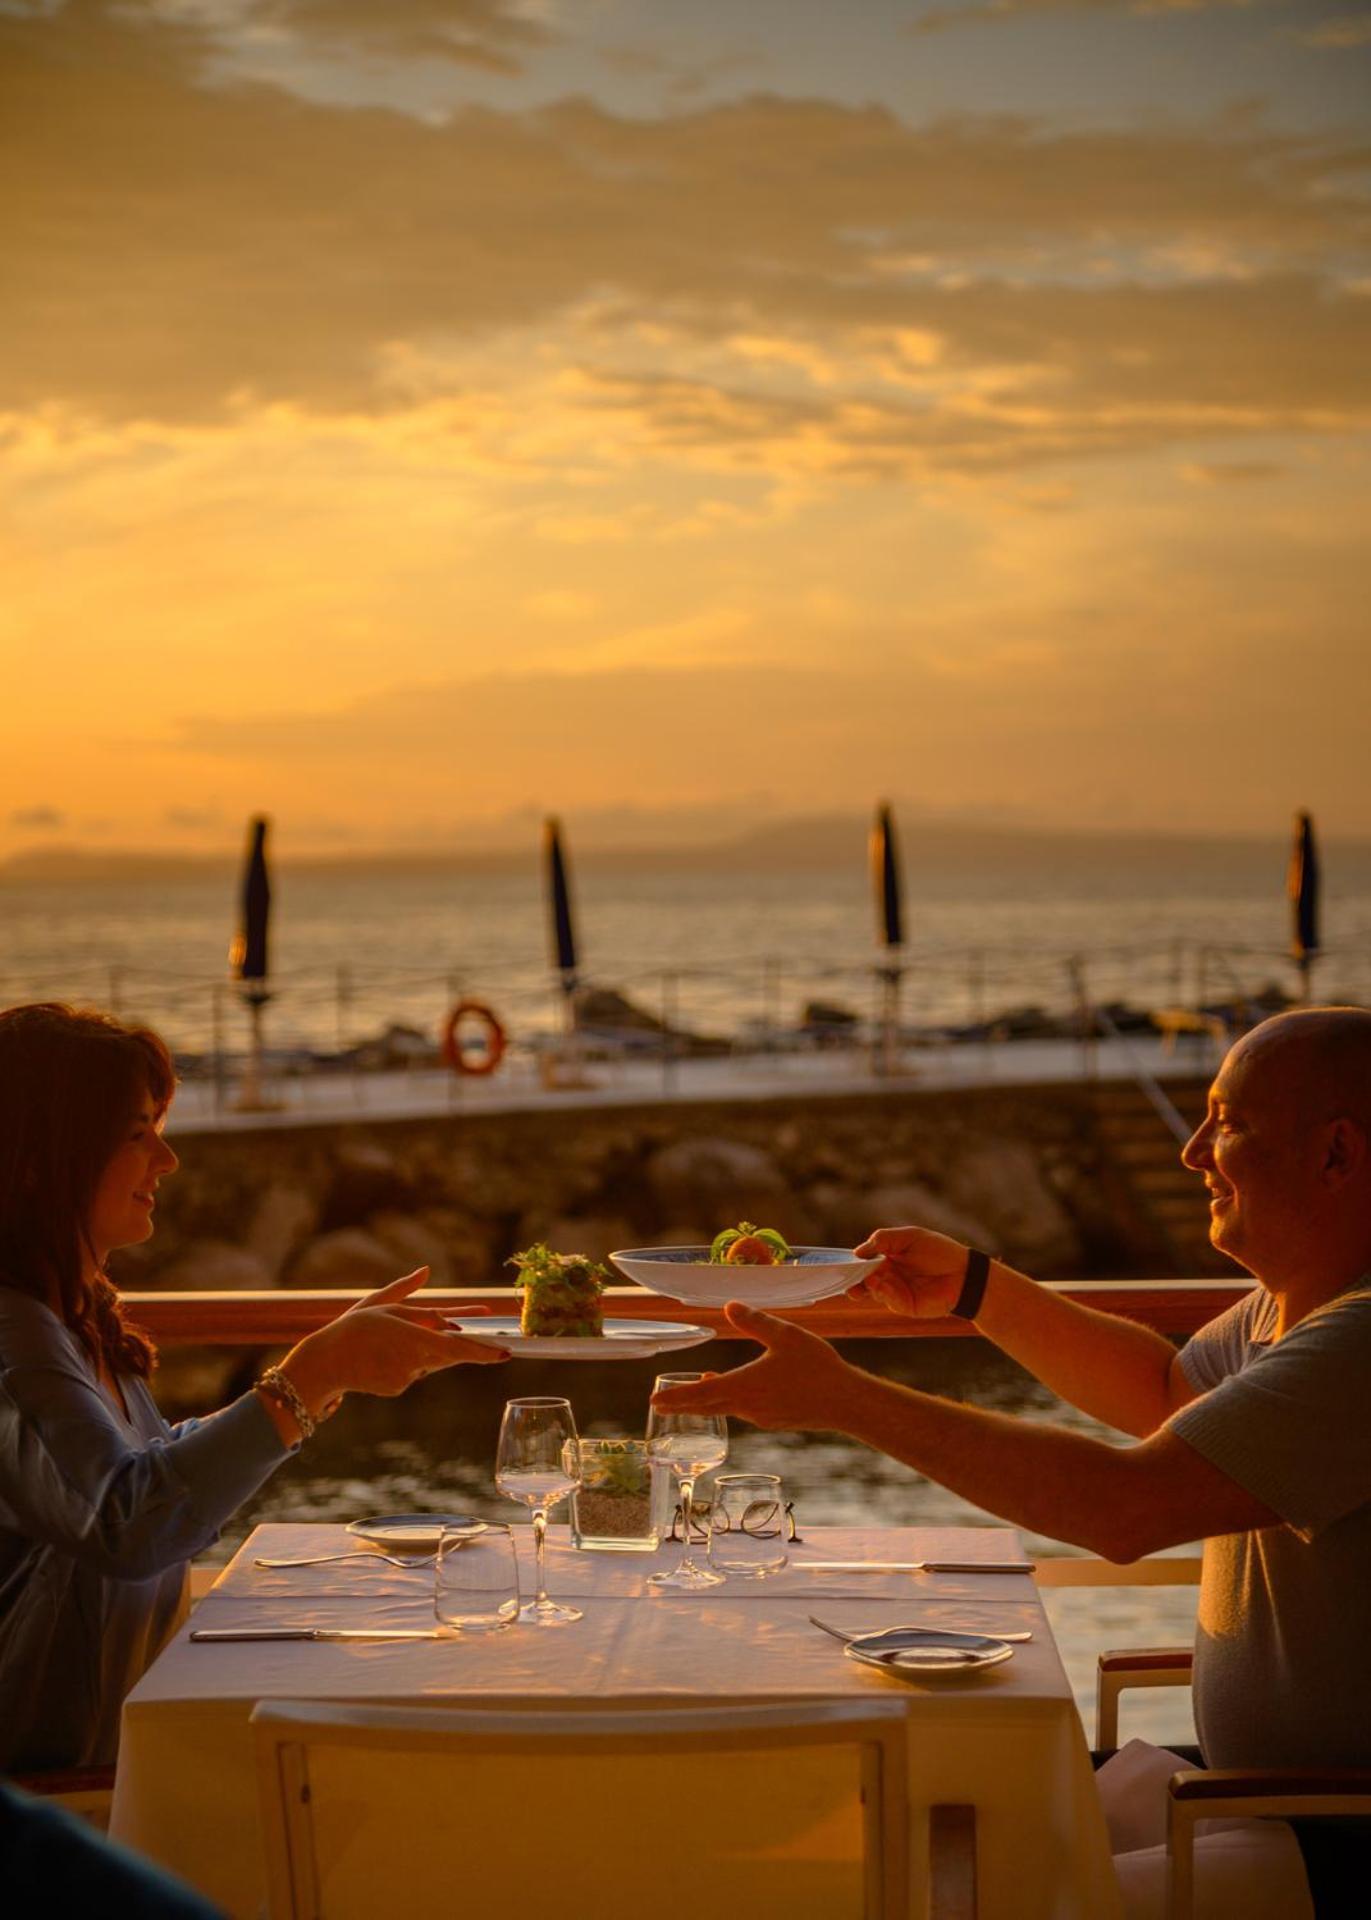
top-left (843, 1628), bottom-right (1015, 1675)
top-left (449, 1317), bottom-right (714, 1361)
top-left (346, 1514), bottom-right (487, 1552)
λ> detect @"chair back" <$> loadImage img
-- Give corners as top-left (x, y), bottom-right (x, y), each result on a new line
top-left (252, 1697), bottom-right (910, 1920)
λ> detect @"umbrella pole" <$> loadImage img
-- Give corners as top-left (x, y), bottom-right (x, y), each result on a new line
top-left (541, 972), bottom-right (591, 1091)
top-left (873, 964), bottom-right (901, 1077)
top-left (236, 997), bottom-right (267, 1112)
top-left (563, 976), bottom-right (578, 1075)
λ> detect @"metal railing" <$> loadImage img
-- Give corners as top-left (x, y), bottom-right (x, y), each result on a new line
top-left (7, 936), bottom-right (1368, 1110)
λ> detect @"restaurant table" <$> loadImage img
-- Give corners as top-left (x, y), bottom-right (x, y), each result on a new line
top-left (111, 1523), bottom-right (1122, 1918)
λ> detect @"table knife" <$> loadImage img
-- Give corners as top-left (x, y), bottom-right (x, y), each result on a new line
top-left (190, 1627), bottom-right (440, 1643)
top-left (794, 1559), bottom-right (1036, 1574)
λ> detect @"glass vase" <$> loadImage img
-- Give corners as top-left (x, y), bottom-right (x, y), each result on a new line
top-left (570, 1438), bottom-right (660, 1552)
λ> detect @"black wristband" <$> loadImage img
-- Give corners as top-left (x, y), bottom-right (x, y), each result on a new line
top-left (950, 1247), bottom-right (992, 1322)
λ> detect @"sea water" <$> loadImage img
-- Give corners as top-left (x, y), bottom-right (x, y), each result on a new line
top-left (3, 847), bottom-right (1370, 1060)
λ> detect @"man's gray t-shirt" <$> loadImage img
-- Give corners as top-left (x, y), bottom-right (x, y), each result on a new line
top-left (1168, 1283), bottom-right (1371, 1769)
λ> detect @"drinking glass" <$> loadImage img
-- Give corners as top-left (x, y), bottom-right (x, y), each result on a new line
top-left (707, 1474), bottom-right (789, 1580)
top-left (434, 1524), bottom-right (520, 1632)
top-left (495, 1396), bottom-right (583, 1624)
top-left (646, 1372), bottom-right (727, 1590)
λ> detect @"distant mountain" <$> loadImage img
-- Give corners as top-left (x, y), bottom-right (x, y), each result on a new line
top-left (712, 817), bottom-right (1371, 888)
top-left (0, 847), bottom-right (239, 883)
top-left (4, 817), bottom-right (1369, 889)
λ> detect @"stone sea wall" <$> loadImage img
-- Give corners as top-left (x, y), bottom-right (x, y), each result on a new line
top-left (117, 1079), bottom-right (1161, 1305)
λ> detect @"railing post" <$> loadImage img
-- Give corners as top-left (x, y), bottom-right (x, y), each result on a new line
top-left (335, 965), bottom-right (350, 1058)
top-left (211, 982), bottom-right (225, 1115)
top-left (969, 949), bottom-right (985, 1030)
top-left (1067, 955), bottom-right (1096, 1081)
top-left (661, 970), bottom-right (679, 1097)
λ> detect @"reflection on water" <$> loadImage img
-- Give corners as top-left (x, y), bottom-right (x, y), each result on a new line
top-left (206, 1337), bottom-right (1199, 1740)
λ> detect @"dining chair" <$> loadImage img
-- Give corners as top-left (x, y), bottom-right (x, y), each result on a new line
top-left (1097, 1645), bottom-right (1371, 1920)
top-left (252, 1697), bottom-right (913, 1920)
top-left (10, 1565), bottom-right (222, 1833)
top-left (8, 1764), bottom-right (116, 1830)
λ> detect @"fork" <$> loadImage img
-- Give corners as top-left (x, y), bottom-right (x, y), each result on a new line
top-left (253, 1551), bottom-right (435, 1570)
top-left (808, 1615), bottom-right (1033, 1644)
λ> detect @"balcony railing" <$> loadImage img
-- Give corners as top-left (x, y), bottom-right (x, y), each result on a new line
top-left (124, 1277), bottom-right (1252, 1347)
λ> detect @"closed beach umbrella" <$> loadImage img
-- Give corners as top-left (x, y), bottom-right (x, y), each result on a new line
top-left (1288, 810), bottom-right (1320, 1003)
top-left (871, 802), bottom-right (903, 952)
top-left (230, 815), bottom-right (272, 1002)
top-left (544, 815), bottom-right (578, 993)
top-left (229, 815), bottom-right (273, 1108)
top-left (869, 802), bottom-right (904, 1073)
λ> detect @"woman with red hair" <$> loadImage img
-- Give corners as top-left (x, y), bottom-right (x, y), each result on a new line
top-left (0, 1003), bottom-right (507, 1773)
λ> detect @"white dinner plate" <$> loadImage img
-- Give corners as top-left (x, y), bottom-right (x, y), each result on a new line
top-left (448, 1316), bottom-right (714, 1361)
top-left (610, 1246), bottom-right (880, 1308)
top-left (345, 1514), bottom-right (488, 1552)
top-left (843, 1627), bottom-right (1015, 1675)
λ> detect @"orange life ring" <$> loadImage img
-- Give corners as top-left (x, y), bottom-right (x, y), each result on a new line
top-left (441, 1000), bottom-right (507, 1076)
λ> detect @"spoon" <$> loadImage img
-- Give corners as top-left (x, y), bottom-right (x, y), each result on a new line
top-left (808, 1615), bottom-right (1033, 1645)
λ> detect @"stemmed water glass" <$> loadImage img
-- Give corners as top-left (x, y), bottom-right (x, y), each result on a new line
top-left (495, 1396), bottom-right (583, 1624)
top-left (647, 1372), bottom-right (728, 1590)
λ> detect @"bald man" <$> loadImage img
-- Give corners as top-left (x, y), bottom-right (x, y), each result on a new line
top-left (655, 1008), bottom-right (1371, 1919)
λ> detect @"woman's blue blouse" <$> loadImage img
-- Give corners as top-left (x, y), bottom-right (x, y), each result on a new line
top-left (0, 1290), bottom-right (289, 1770)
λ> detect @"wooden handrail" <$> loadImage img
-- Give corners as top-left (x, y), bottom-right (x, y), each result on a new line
top-left (123, 1279), bottom-right (1251, 1347)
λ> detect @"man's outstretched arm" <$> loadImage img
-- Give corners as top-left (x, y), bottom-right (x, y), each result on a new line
top-left (855, 1227), bottom-right (1200, 1439)
top-left (656, 1304), bottom-right (1275, 1562)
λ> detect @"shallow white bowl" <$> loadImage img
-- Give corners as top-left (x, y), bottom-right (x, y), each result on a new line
top-left (609, 1246), bottom-right (880, 1308)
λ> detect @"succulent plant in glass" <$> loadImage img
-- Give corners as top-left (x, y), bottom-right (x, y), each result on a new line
top-left (571, 1437), bottom-right (660, 1551)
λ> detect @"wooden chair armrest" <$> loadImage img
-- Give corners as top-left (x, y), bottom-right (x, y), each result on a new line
top-left (1170, 1766), bottom-right (1371, 1804)
top-left (1099, 1647), bottom-right (1195, 1675)
top-left (10, 1766), bottom-right (117, 1797)
top-left (1096, 1648), bottom-right (1193, 1749)
top-left (189, 1563), bottom-right (219, 1603)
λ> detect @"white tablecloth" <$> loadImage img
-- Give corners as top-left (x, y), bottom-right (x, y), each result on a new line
top-left (111, 1523), bottom-right (1121, 1918)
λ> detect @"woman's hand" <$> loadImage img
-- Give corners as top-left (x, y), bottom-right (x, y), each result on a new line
top-left (849, 1226), bottom-right (970, 1319)
top-left (268, 1269), bottom-right (509, 1434)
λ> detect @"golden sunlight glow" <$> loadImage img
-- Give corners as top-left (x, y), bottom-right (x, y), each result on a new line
top-left (1, 1), bottom-right (1368, 857)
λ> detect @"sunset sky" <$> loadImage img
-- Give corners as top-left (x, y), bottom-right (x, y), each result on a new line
top-left (3, 0), bottom-right (1369, 858)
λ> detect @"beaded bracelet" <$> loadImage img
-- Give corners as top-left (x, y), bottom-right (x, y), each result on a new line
top-left (255, 1365), bottom-right (317, 1442)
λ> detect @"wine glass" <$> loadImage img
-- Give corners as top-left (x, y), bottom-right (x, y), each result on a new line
top-left (647, 1372), bottom-right (728, 1590)
top-left (495, 1396), bottom-right (583, 1624)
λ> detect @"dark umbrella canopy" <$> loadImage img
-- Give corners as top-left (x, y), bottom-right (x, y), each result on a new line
top-left (230, 815), bottom-right (272, 1002)
top-left (1288, 810), bottom-right (1320, 992)
top-left (870, 803), bottom-right (903, 951)
top-left (544, 815), bottom-right (578, 988)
